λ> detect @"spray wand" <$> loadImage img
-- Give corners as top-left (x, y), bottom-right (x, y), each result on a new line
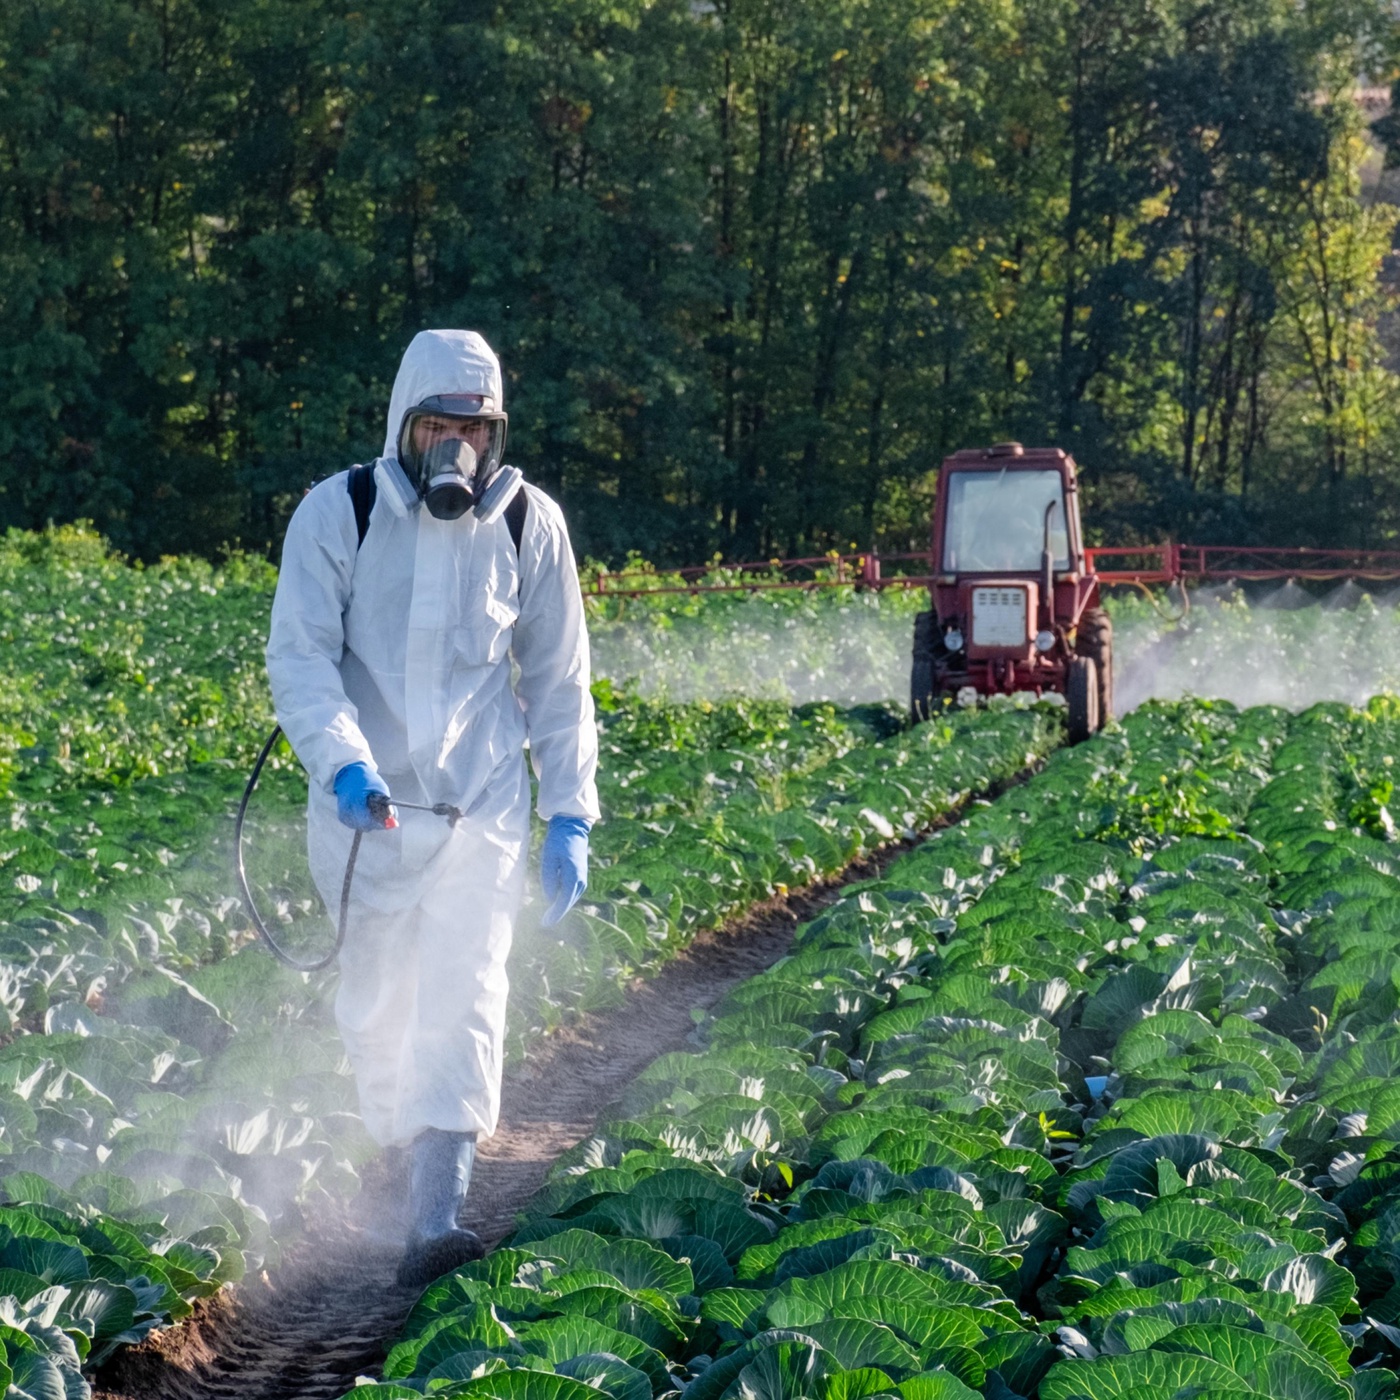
top-left (236, 725), bottom-right (461, 972)
top-left (368, 794), bottom-right (465, 827)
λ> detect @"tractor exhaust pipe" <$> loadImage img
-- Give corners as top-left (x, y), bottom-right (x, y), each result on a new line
top-left (1041, 500), bottom-right (1057, 631)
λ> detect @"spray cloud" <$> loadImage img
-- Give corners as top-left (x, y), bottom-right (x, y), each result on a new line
top-left (590, 590), bottom-right (921, 705)
top-left (1115, 586), bottom-right (1400, 713)
top-left (590, 584), bottom-right (1400, 714)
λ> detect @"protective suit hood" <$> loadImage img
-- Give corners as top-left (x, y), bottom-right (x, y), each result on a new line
top-left (382, 330), bottom-right (505, 465)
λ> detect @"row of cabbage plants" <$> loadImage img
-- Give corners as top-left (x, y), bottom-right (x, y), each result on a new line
top-left (342, 697), bottom-right (1400, 1400)
top-left (518, 702), bottom-right (1059, 1050)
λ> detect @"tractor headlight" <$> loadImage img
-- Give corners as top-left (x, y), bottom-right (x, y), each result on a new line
top-left (944, 629), bottom-right (964, 653)
top-left (1035, 630), bottom-right (1055, 652)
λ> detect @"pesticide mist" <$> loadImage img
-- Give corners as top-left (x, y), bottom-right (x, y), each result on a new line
top-left (1115, 585), bottom-right (1400, 712)
top-left (590, 588), bottom-right (922, 705)
top-left (589, 581), bottom-right (1400, 712)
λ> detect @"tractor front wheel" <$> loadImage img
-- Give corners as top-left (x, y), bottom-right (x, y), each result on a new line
top-left (1066, 656), bottom-right (1100, 744)
top-left (1076, 607), bottom-right (1113, 727)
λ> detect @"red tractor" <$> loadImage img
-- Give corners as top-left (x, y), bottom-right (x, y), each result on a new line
top-left (912, 442), bottom-right (1112, 742)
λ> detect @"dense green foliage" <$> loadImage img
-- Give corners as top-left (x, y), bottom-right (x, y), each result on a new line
top-left (3, 1), bottom-right (1399, 564)
top-left (349, 697), bottom-right (1400, 1399)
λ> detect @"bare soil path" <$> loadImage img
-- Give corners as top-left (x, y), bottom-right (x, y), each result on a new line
top-left (94, 773), bottom-right (1033, 1400)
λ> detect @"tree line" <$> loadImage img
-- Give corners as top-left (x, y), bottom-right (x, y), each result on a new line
top-left (1, 0), bottom-right (1397, 564)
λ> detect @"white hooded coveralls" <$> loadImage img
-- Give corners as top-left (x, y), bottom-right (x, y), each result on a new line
top-left (266, 330), bottom-right (600, 1147)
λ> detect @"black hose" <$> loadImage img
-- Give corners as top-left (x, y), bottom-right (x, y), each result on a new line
top-left (236, 724), bottom-right (360, 972)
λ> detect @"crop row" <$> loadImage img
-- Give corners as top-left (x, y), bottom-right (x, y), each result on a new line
top-left (0, 691), bottom-right (900, 1058)
top-left (0, 690), bottom-right (880, 945)
top-left (343, 697), bottom-right (1400, 1400)
top-left (0, 688), bottom-right (1054, 1394)
top-left (521, 702), bottom-right (1057, 1051)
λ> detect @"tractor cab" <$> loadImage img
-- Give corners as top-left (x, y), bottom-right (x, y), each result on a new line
top-left (912, 442), bottom-right (1112, 741)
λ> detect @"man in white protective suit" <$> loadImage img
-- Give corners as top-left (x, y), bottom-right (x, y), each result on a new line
top-left (265, 328), bottom-right (599, 1288)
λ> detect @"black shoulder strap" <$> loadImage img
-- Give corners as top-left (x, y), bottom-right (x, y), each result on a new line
top-left (505, 486), bottom-right (528, 556)
top-left (347, 463), bottom-right (377, 549)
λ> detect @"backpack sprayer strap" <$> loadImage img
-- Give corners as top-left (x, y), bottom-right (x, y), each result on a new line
top-left (349, 462), bottom-right (377, 547)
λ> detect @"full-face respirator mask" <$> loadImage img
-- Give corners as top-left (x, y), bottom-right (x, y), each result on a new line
top-left (396, 392), bottom-right (522, 522)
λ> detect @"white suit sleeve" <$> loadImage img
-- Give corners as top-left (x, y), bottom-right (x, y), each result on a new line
top-left (265, 483), bottom-right (377, 791)
top-left (512, 490), bottom-right (601, 822)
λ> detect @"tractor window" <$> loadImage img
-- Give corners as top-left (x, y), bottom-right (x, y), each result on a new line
top-left (941, 469), bottom-right (1070, 573)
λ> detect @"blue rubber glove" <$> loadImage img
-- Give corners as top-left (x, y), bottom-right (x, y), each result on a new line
top-left (540, 815), bottom-right (591, 926)
top-left (333, 761), bottom-right (394, 831)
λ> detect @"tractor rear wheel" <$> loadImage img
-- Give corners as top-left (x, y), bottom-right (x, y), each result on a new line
top-left (1067, 656), bottom-right (1100, 744)
top-left (1076, 607), bottom-right (1113, 727)
top-left (911, 611), bottom-right (937, 721)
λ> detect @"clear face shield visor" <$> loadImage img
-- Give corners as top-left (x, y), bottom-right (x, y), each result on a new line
top-left (397, 393), bottom-right (510, 521)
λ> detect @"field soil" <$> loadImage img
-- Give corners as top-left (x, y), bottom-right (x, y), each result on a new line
top-left (94, 775), bottom-right (1033, 1400)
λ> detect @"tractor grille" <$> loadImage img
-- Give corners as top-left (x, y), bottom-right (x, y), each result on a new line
top-left (971, 586), bottom-right (1030, 647)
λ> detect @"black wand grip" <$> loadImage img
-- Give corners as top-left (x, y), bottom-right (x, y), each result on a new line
top-left (366, 792), bottom-right (399, 828)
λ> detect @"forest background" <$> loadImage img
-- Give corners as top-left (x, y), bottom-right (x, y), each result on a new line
top-left (4, 0), bottom-right (1400, 566)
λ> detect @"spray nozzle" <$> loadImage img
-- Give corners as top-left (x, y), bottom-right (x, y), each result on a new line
top-left (369, 793), bottom-right (462, 828)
